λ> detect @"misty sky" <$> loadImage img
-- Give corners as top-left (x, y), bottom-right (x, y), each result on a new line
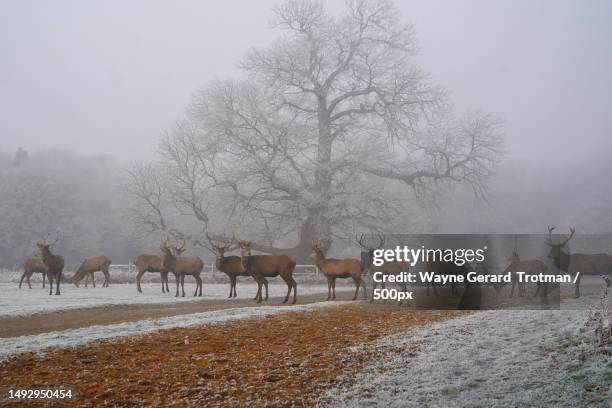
top-left (1, 0), bottom-right (611, 164)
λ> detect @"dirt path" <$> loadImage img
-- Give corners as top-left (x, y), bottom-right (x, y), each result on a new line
top-left (0, 293), bottom-right (341, 338)
top-left (0, 305), bottom-right (465, 407)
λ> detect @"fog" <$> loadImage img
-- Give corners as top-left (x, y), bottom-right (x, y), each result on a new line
top-left (2, 0), bottom-right (611, 162)
top-left (0, 0), bottom-right (611, 266)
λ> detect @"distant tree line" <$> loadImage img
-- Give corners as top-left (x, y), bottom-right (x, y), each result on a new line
top-left (0, 148), bottom-right (139, 269)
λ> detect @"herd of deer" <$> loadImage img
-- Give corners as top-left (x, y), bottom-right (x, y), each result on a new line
top-left (18, 227), bottom-right (612, 301)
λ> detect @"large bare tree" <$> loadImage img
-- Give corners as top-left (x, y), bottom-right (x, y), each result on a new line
top-left (128, 0), bottom-right (502, 260)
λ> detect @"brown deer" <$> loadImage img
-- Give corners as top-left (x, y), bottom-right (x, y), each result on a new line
top-left (311, 240), bottom-right (365, 301)
top-left (546, 226), bottom-right (612, 298)
top-left (237, 239), bottom-right (297, 304)
top-left (206, 234), bottom-right (250, 298)
top-left (70, 256), bottom-right (112, 288)
top-left (357, 234), bottom-right (409, 303)
top-left (160, 240), bottom-right (203, 297)
top-left (504, 251), bottom-right (549, 298)
top-left (36, 235), bottom-right (64, 295)
top-left (19, 258), bottom-right (48, 289)
top-left (133, 254), bottom-right (171, 293)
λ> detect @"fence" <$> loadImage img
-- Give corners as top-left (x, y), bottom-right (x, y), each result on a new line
top-left (110, 263), bottom-right (320, 279)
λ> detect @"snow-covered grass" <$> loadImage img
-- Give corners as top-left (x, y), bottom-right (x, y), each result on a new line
top-left (322, 295), bottom-right (612, 407)
top-left (0, 282), bottom-right (347, 318)
top-left (0, 301), bottom-right (340, 362)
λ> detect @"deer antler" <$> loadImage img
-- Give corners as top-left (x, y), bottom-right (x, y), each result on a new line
top-left (560, 226), bottom-right (576, 246)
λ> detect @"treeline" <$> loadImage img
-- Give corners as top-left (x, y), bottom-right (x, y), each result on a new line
top-left (0, 148), bottom-right (139, 269)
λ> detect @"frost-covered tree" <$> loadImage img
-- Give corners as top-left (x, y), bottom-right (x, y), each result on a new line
top-left (128, 0), bottom-right (503, 260)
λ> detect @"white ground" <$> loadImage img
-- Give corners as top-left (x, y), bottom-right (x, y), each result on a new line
top-left (0, 301), bottom-right (340, 362)
top-left (322, 295), bottom-right (612, 407)
top-left (0, 281), bottom-right (347, 317)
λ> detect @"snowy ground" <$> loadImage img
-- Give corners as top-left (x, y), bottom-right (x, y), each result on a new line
top-left (0, 282), bottom-right (347, 317)
top-left (322, 295), bottom-right (611, 407)
top-left (0, 301), bottom-right (339, 362)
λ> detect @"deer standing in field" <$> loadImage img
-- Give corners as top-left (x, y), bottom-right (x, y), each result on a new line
top-left (237, 239), bottom-right (297, 304)
top-left (357, 234), bottom-right (409, 303)
top-left (36, 235), bottom-right (64, 295)
top-left (70, 256), bottom-right (112, 288)
top-left (19, 258), bottom-right (48, 289)
top-left (546, 226), bottom-right (612, 298)
top-left (160, 240), bottom-right (203, 297)
top-left (311, 240), bottom-right (366, 301)
top-left (133, 254), bottom-right (172, 293)
top-left (206, 234), bottom-right (251, 298)
top-left (504, 251), bottom-right (549, 298)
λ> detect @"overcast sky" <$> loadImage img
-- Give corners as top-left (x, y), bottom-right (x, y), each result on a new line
top-left (1, 0), bottom-right (611, 164)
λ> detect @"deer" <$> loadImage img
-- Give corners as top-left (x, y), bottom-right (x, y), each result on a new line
top-left (70, 256), bottom-right (112, 288)
top-left (424, 259), bottom-right (471, 297)
top-left (133, 254), bottom-right (171, 293)
top-left (36, 235), bottom-right (64, 295)
top-left (546, 226), bottom-right (612, 298)
top-left (160, 239), bottom-right (203, 297)
top-left (19, 258), bottom-right (48, 289)
top-left (206, 234), bottom-right (250, 298)
top-left (237, 239), bottom-right (297, 304)
top-left (357, 234), bottom-right (409, 303)
top-left (311, 240), bottom-right (366, 301)
top-left (504, 251), bottom-right (549, 298)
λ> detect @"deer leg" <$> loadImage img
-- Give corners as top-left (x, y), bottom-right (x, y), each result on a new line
top-left (354, 275), bottom-right (364, 301)
top-left (165, 274), bottom-right (170, 292)
top-left (534, 283), bottom-right (541, 297)
top-left (19, 272), bottom-right (26, 289)
top-left (382, 281), bottom-right (387, 304)
top-left (193, 275), bottom-right (200, 297)
top-left (55, 274), bottom-right (60, 295)
top-left (42, 272), bottom-right (46, 288)
top-left (264, 278), bottom-right (269, 301)
top-left (574, 274), bottom-right (581, 298)
top-left (255, 277), bottom-right (264, 303)
top-left (370, 280), bottom-right (377, 303)
top-left (229, 276), bottom-right (234, 298)
top-left (27, 272), bottom-right (33, 289)
top-left (326, 276), bottom-right (332, 300)
top-left (292, 277), bottom-right (297, 304)
top-left (181, 275), bottom-right (186, 297)
top-left (332, 277), bottom-right (337, 301)
top-left (175, 274), bottom-right (180, 297)
top-left (361, 277), bottom-right (367, 300)
top-left (233, 276), bottom-right (238, 298)
top-left (509, 279), bottom-right (516, 298)
top-left (282, 275), bottom-right (292, 304)
top-left (48, 275), bottom-right (53, 295)
top-left (136, 270), bottom-right (145, 293)
top-left (160, 271), bottom-right (166, 293)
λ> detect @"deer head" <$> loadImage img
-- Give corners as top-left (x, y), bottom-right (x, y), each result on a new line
top-left (206, 233), bottom-right (234, 259)
top-left (545, 226), bottom-right (575, 260)
top-left (234, 236), bottom-right (253, 257)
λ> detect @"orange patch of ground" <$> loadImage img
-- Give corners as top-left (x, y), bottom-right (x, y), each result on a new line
top-left (0, 305), bottom-right (465, 407)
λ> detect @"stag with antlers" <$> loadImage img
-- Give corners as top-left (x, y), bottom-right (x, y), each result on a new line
top-left (311, 240), bottom-right (365, 301)
top-left (160, 239), bottom-right (203, 297)
top-left (36, 235), bottom-right (64, 295)
top-left (237, 238), bottom-right (297, 304)
top-left (357, 234), bottom-right (410, 303)
top-left (546, 226), bottom-right (612, 298)
top-left (205, 234), bottom-right (250, 298)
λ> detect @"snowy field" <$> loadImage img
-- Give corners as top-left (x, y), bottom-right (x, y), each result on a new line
top-left (323, 294), bottom-right (611, 407)
top-left (0, 281), bottom-right (346, 317)
top-left (0, 301), bottom-right (338, 362)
